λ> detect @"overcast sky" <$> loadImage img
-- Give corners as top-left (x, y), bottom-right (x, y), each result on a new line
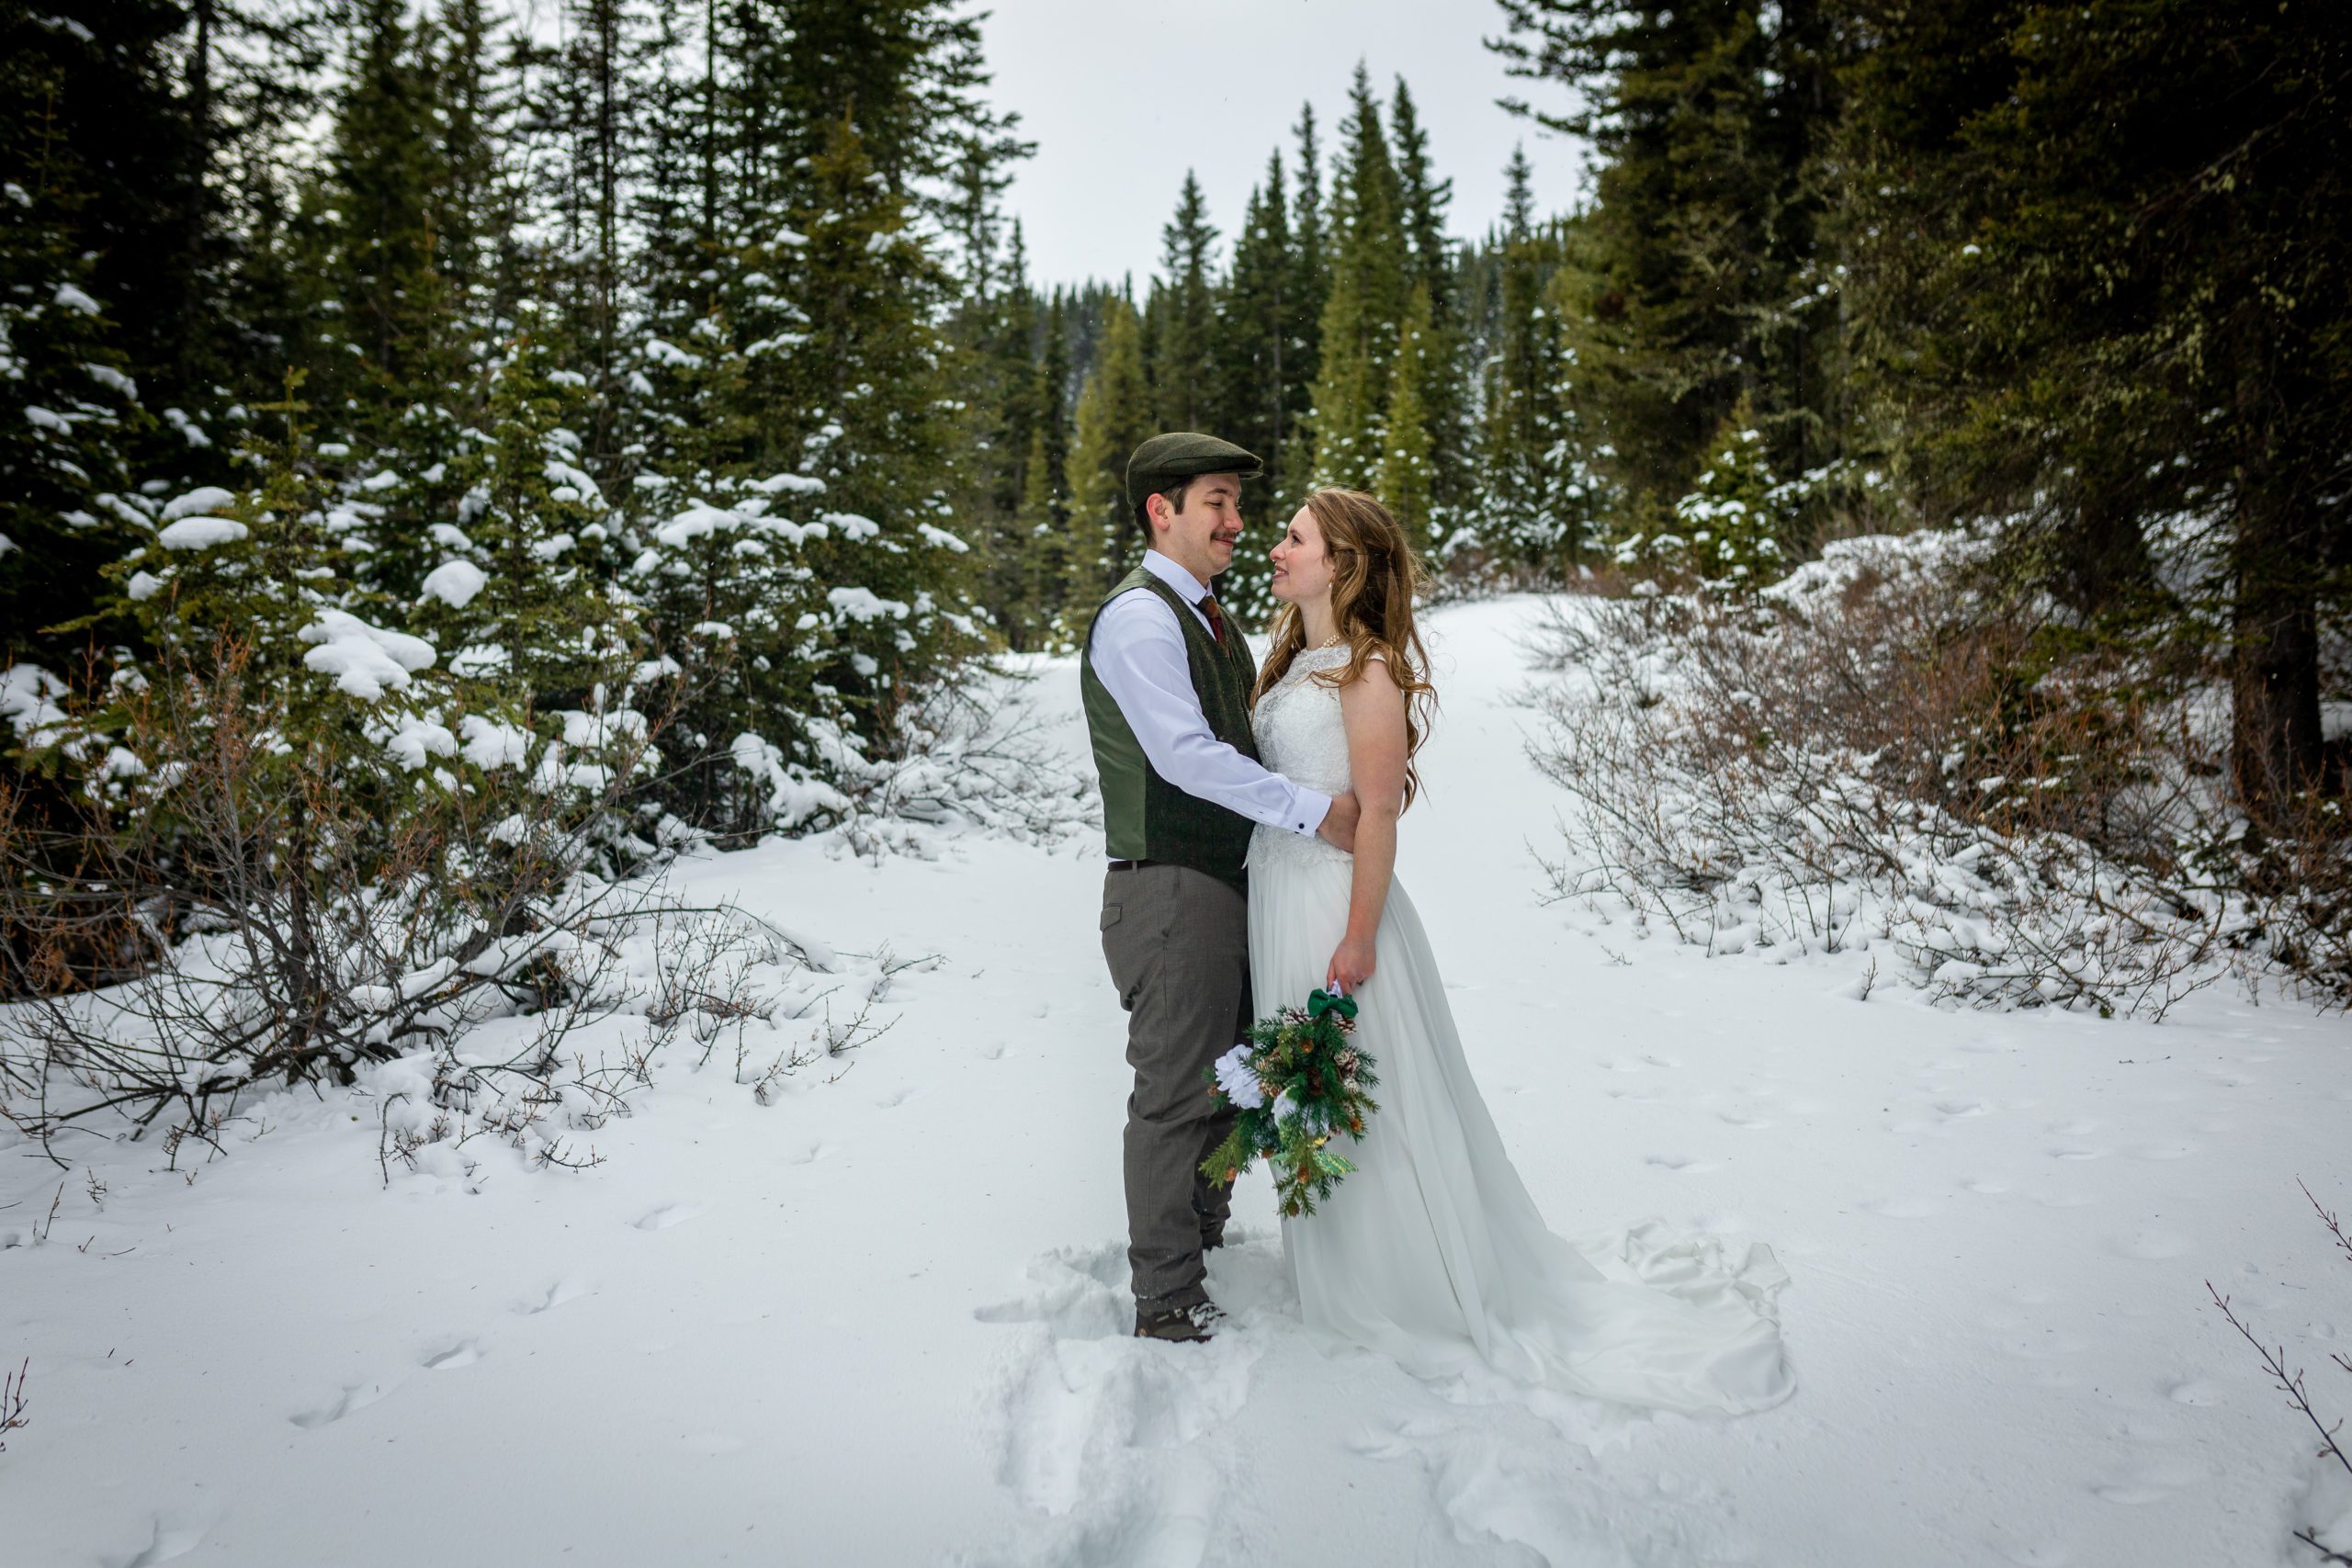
top-left (969, 0), bottom-right (1590, 289)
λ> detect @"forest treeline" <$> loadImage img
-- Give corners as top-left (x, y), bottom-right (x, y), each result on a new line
top-left (1, 0), bottom-right (2346, 847)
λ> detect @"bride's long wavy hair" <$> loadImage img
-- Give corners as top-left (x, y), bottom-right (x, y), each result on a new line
top-left (1250, 488), bottom-right (1438, 809)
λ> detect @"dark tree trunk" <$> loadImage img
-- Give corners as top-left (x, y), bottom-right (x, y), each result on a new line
top-left (2231, 478), bottom-right (2324, 827)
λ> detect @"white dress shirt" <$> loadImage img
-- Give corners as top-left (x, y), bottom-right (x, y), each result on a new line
top-left (1088, 550), bottom-right (1332, 845)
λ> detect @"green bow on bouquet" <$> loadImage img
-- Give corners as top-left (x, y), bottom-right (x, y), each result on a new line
top-left (1307, 987), bottom-right (1359, 1022)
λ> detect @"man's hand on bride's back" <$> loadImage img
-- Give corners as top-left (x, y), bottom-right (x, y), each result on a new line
top-left (1318, 792), bottom-right (1361, 852)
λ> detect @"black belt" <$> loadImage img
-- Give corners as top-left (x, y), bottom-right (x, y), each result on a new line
top-left (1106, 859), bottom-right (1164, 873)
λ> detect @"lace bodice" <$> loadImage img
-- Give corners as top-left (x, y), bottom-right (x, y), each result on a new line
top-left (1248, 645), bottom-right (1357, 874)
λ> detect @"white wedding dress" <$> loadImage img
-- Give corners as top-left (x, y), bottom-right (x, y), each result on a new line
top-left (1246, 646), bottom-right (1794, 1415)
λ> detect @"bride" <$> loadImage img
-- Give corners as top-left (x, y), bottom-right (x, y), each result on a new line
top-left (1245, 488), bottom-right (1794, 1416)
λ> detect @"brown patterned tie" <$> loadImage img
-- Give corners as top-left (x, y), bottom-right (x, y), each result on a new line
top-left (1198, 593), bottom-right (1227, 645)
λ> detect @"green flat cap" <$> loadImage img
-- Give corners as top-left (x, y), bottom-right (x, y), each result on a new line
top-left (1125, 431), bottom-right (1262, 506)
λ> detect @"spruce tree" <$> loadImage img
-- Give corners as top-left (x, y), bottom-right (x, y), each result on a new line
top-left (0, 102), bottom-right (145, 669)
top-left (1374, 283), bottom-right (1439, 549)
top-left (1064, 296), bottom-right (1152, 599)
top-left (1471, 148), bottom-right (1581, 573)
top-left (958, 224), bottom-right (1041, 647)
top-left (1387, 77), bottom-right (1470, 531)
top-left (1279, 103), bottom-right (1329, 509)
top-left (323, 0), bottom-right (444, 412)
top-left (414, 324), bottom-right (632, 710)
top-left (1492, 0), bottom-right (1838, 522)
top-left (1153, 173), bottom-right (1218, 433)
top-left (774, 115), bottom-right (978, 750)
top-left (1308, 66), bottom-right (1408, 492)
top-left (1840, 0), bottom-right (2352, 824)
top-left (1214, 152), bottom-right (1297, 620)
top-left (1021, 294), bottom-right (1076, 640)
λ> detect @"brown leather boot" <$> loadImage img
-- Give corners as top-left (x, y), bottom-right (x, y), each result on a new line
top-left (1133, 1302), bottom-right (1225, 1343)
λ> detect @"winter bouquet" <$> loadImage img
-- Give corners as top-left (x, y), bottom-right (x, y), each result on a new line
top-left (1200, 987), bottom-right (1381, 1218)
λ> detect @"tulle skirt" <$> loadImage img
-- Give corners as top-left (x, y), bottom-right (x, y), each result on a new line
top-left (1248, 854), bottom-right (1794, 1416)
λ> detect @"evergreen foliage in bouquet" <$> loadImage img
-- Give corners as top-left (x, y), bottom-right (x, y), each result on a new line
top-left (1200, 987), bottom-right (1381, 1218)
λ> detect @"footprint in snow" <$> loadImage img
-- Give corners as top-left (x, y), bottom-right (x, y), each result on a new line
top-left (2049, 1145), bottom-right (2109, 1161)
top-left (1357, 1416), bottom-right (1751, 1567)
top-left (516, 1278), bottom-right (591, 1314)
top-left (423, 1338), bottom-right (482, 1371)
top-left (980, 1042), bottom-right (1015, 1061)
top-left (105, 1508), bottom-right (216, 1568)
top-left (1935, 1100), bottom-right (1989, 1121)
top-left (2165, 1378), bottom-right (2224, 1406)
top-left (632, 1201), bottom-right (706, 1231)
top-left (876, 1084), bottom-right (925, 1109)
top-left (1645, 1154), bottom-right (1716, 1173)
top-left (289, 1379), bottom-right (394, 1429)
top-left (1718, 1111), bottom-right (1771, 1129)
top-left (974, 1241), bottom-right (1265, 1529)
top-left (783, 1141), bottom-right (831, 1166)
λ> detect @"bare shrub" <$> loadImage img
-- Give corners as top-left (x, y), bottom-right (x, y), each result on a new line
top-left (1528, 535), bottom-right (2239, 1017)
top-left (629, 903), bottom-right (903, 1103)
top-left (2209, 1183), bottom-right (2352, 1564)
top-left (0, 1359), bottom-right (25, 1454)
top-left (0, 640), bottom-right (674, 1161)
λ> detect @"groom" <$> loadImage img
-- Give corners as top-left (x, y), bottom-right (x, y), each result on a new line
top-left (1081, 432), bottom-right (1360, 1343)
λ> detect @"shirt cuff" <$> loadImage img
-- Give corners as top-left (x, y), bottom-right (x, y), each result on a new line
top-left (1290, 788), bottom-right (1332, 838)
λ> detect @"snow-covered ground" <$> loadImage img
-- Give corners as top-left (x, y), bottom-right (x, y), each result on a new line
top-left (6, 596), bottom-right (2347, 1567)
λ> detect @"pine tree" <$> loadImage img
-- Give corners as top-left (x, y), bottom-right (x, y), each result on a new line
top-left (1279, 103), bottom-right (1329, 510)
top-left (1471, 148), bottom-right (1579, 572)
top-left (1492, 0), bottom-right (1840, 522)
top-left (1308, 66), bottom-right (1409, 492)
top-left (415, 325), bottom-right (632, 709)
top-left (774, 115), bottom-right (978, 748)
top-left (1840, 0), bottom-right (2352, 824)
top-left (1022, 294), bottom-right (1076, 639)
top-left (959, 224), bottom-right (1041, 647)
top-left (1214, 152), bottom-right (1296, 621)
top-left (0, 78), bottom-right (145, 668)
top-left (1374, 283), bottom-right (1439, 549)
top-left (537, 0), bottom-right (659, 475)
top-left (324, 0), bottom-right (444, 409)
top-left (1657, 396), bottom-right (1789, 597)
top-left (1152, 173), bottom-right (1218, 433)
top-left (303, 0), bottom-right (479, 602)
top-left (1064, 296), bottom-right (1152, 598)
top-left (1387, 77), bottom-right (1470, 530)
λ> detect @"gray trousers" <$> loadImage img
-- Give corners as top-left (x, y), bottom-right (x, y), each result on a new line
top-left (1099, 863), bottom-right (1251, 1315)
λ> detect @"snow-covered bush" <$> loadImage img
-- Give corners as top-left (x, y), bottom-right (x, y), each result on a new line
top-left (1529, 530), bottom-right (2254, 1018)
top-left (1609, 405), bottom-right (1806, 602)
top-left (0, 408), bottom-right (673, 1149)
top-left (365, 902), bottom-right (899, 1182)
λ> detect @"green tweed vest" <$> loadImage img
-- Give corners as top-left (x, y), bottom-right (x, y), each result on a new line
top-left (1080, 568), bottom-right (1262, 889)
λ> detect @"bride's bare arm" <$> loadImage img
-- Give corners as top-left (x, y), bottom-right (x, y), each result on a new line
top-left (1327, 658), bottom-right (1408, 993)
